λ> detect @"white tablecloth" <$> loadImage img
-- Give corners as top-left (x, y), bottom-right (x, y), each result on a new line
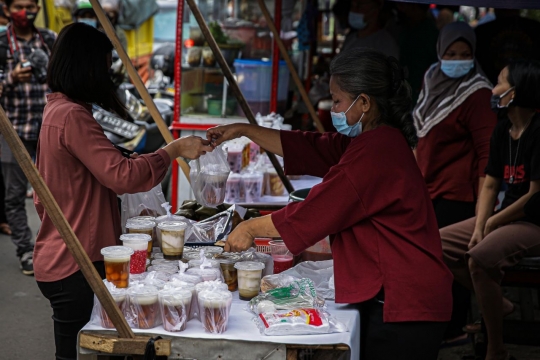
top-left (81, 291), bottom-right (360, 359)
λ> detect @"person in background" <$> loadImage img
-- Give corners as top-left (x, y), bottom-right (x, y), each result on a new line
top-left (72, 0), bottom-right (98, 27)
top-left (475, 8), bottom-right (540, 86)
top-left (0, 0), bottom-right (56, 275)
top-left (0, 2), bottom-right (9, 30)
top-left (341, 0), bottom-right (399, 59)
top-left (98, 0), bottom-right (127, 50)
top-left (36, 23), bottom-right (212, 360)
top-left (332, 0), bottom-right (351, 34)
top-left (413, 22), bottom-right (497, 346)
top-left (441, 60), bottom-right (540, 360)
top-left (395, 2), bottom-right (438, 103)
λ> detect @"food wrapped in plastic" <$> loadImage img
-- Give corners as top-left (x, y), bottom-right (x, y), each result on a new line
top-left (198, 289), bottom-right (233, 334)
top-left (240, 249), bottom-right (274, 277)
top-left (170, 262), bottom-right (204, 285)
top-left (255, 308), bottom-right (348, 336)
top-left (186, 267), bottom-right (221, 282)
top-left (151, 259), bottom-right (180, 266)
top-left (183, 251), bottom-right (213, 262)
top-left (282, 260), bottom-right (335, 300)
top-left (195, 280), bottom-right (229, 295)
top-left (147, 264), bottom-right (178, 275)
top-left (167, 279), bottom-right (198, 320)
top-left (189, 146), bottom-right (231, 208)
top-left (158, 286), bottom-right (192, 332)
top-left (90, 280), bottom-right (127, 329)
top-left (249, 279), bottom-right (319, 314)
top-left (140, 271), bottom-right (168, 290)
top-left (126, 284), bottom-right (162, 329)
top-left (188, 258), bottom-right (220, 269)
top-left (260, 273), bottom-right (298, 293)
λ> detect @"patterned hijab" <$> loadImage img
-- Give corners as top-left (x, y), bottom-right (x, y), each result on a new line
top-left (413, 22), bottom-right (492, 138)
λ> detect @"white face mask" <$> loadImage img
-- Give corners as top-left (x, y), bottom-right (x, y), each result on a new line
top-left (330, 95), bottom-right (366, 137)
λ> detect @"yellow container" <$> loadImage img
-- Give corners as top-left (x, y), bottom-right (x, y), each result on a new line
top-left (125, 17), bottom-right (154, 58)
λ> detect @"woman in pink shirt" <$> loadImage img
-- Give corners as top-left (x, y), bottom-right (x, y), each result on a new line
top-left (34, 23), bottom-right (212, 360)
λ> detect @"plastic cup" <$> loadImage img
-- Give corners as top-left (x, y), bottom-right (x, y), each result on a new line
top-left (234, 261), bottom-right (265, 300)
top-left (215, 255), bottom-right (240, 291)
top-left (158, 288), bottom-right (192, 332)
top-left (101, 246), bottom-right (134, 288)
top-left (243, 173), bottom-right (264, 203)
top-left (120, 233), bottom-right (152, 274)
top-left (188, 258), bottom-right (220, 269)
top-left (269, 240), bottom-right (294, 274)
top-left (155, 214), bottom-right (187, 248)
top-left (198, 290), bottom-right (233, 334)
top-left (225, 173), bottom-right (242, 203)
top-left (126, 220), bottom-right (156, 259)
top-left (158, 221), bottom-right (187, 260)
top-left (199, 172), bottom-right (230, 207)
top-left (183, 251), bottom-right (214, 262)
top-left (186, 267), bottom-right (220, 282)
top-left (99, 280), bottom-right (127, 328)
top-left (204, 246), bottom-right (224, 256)
top-left (127, 285), bottom-right (161, 329)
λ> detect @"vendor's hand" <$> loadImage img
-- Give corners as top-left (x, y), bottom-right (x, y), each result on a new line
top-left (166, 136), bottom-right (213, 160)
top-left (129, 152), bottom-right (139, 159)
top-left (225, 221), bottom-right (255, 253)
top-left (207, 124), bottom-right (247, 147)
top-left (468, 228), bottom-right (484, 250)
top-left (11, 63), bottom-right (32, 84)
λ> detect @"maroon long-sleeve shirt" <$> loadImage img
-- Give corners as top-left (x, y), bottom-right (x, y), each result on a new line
top-left (272, 128), bottom-right (453, 323)
top-left (34, 93), bottom-right (170, 282)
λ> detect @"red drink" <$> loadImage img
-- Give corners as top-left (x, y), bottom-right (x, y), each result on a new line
top-left (130, 250), bottom-right (147, 274)
top-left (272, 255), bottom-right (294, 274)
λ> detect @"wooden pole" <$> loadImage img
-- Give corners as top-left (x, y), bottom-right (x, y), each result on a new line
top-left (89, 0), bottom-right (192, 183)
top-left (257, 0), bottom-right (325, 133)
top-left (185, 0), bottom-right (295, 194)
top-left (0, 106), bottom-right (135, 339)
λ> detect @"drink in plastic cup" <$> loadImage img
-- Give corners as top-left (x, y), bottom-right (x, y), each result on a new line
top-left (127, 285), bottom-right (161, 329)
top-left (120, 233), bottom-right (152, 274)
top-left (101, 246), bottom-right (134, 288)
top-left (198, 290), bottom-right (232, 333)
top-left (126, 219), bottom-right (156, 259)
top-left (155, 214), bottom-right (186, 248)
top-left (269, 240), bottom-right (294, 274)
top-left (99, 281), bottom-right (127, 328)
top-left (158, 221), bottom-right (187, 260)
top-left (216, 255), bottom-right (240, 291)
top-left (234, 261), bottom-right (265, 300)
top-left (225, 173), bottom-right (242, 203)
top-left (158, 288), bottom-right (192, 332)
top-left (186, 267), bottom-right (220, 282)
top-left (188, 258), bottom-right (220, 269)
top-left (243, 173), bottom-right (264, 203)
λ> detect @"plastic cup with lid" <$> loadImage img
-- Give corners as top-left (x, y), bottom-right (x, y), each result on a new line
top-left (120, 233), bottom-right (151, 274)
top-left (126, 219), bottom-right (156, 259)
top-left (158, 287), bottom-right (193, 332)
top-left (127, 285), bottom-right (161, 329)
top-left (234, 261), bottom-right (265, 300)
top-left (155, 214), bottom-right (187, 247)
top-left (215, 254), bottom-right (241, 291)
top-left (101, 246), bottom-right (134, 288)
top-left (98, 280), bottom-right (127, 328)
top-left (198, 289), bottom-right (233, 334)
top-left (188, 258), bottom-right (220, 269)
top-left (157, 221), bottom-right (187, 260)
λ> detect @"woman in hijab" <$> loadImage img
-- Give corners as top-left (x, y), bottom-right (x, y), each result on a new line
top-left (413, 22), bottom-right (497, 345)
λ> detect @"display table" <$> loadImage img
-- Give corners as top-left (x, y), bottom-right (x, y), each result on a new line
top-left (79, 292), bottom-right (360, 359)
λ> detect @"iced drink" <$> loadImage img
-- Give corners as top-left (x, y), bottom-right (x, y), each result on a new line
top-left (227, 149), bottom-right (243, 173)
top-left (99, 281), bottom-right (127, 329)
top-left (235, 261), bottom-right (265, 300)
top-left (101, 246), bottom-right (134, 288)
top-left (157, 221), bottom-right (187, 260)
top-left (269, 240), bottom-right (293, 274)
top-left (120, 233), bottom-right (152, 274)
top-left (198, 290), bottom-right (233, 334)
top-left (126, 219), bottom-right (156, 259)
top-left (225, 173), bottom-right (242, 203)
top-left (127, 285), bottom-right (161, 329)
top-left (199, 173), bottom-right (230, 207)
top-left (215, 254), bottom-right (240, 291)
top-left (242, 173), bottom-right (264, 203)
top-left (155, 214), bottom-right (186, 248)
top-left (158, 288), bottom-right (192, 332)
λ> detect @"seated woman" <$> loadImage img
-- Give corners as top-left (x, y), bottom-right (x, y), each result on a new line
top-left (208, 48), bottom-right (452, 360)
top-left (441, 59), bottom-right (540, 360)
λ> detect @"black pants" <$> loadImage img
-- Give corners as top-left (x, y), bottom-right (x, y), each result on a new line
top-left (0, 162), bottom-right (7, 224)
top-left (432, 198), bottom-right (476, 340)
top-left (358, 296), bottom-right (447, 360)
top-left (37, 262), bottom-right (105, 360)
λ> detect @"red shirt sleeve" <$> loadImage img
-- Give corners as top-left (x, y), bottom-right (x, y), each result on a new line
top-left (459, 89), bottom-right (497, 177)
top-left (280, 130), bottom-right (352, 177)
top-left (63, 107), bottom-right (171, 195)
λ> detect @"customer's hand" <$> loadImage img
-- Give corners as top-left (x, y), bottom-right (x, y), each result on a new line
top-left (163, 136), bottom-right (213, 161)
top-left (225, 221), bottom-right (256, 253)
top-left (468, 228), bottom-right (484, 250)
top-left (11, 63), bottom-right (32, 83)
top-left (207, 124), bottom-right (247, 147)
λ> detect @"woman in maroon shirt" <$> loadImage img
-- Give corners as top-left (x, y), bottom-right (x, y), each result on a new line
top-left (208, 49), bottom-right (452, 360)
top-left (34, 24), bottom-right (212, 359)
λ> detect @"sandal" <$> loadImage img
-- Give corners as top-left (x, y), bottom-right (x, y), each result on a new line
top-left (463, 319), bottom-right (481, 334)
top-left (0, 223), bottom-right (11, 235)
top-left (440, 334), bottom-right (471, 348)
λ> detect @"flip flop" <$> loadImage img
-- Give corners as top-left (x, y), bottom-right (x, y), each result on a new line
top-left (0, 223), bottom-right (11, 235)
top-left (463, 319), bottom-right (482, 334)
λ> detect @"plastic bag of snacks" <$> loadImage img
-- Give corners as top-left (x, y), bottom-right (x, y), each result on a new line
top-left (260, 273), bottom-right (298, 293)
top-left (119, 184), bottom-right (167, 232)
top-left (125, 284), bottom-right (162, 329)
top-left (198, 289), bottom-right (233, 334)
top-left (255, 308), bottom-right (347, 336)
top-left (158, 286), bottom-right (193, 332)
top-left (90, 280), bottom-right (127, 329)
top-left (190, 146), bottom-right (231, 208)
top-left (249, 279), bottom-right (319, 314)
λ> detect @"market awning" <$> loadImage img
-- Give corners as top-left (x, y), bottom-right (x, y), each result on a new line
top-left (388, 0), bottom-right (540, 9)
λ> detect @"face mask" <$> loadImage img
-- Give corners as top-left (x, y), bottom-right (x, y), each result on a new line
top-left (490, 87), bottom-right (515, 115)
top-left (331, 95), bottom-right (364, 137)
top-left (440, 59), bottom-right (474, 78)
top-left (10, 9), bottom-right (37, 29)
top-left (78, 18), bottom-right (97, 28)
top-left (348, 12), bottom-right (367, 30)
top-left (0, 25), bottom-right (6, 32)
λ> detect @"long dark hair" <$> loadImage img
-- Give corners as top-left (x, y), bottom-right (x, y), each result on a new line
top-left (47, 23), bottom-right (126, 118)
top-left (507, 59), bottom-right (540, 109)
top-left (329, 48), bottom-right (418, 148)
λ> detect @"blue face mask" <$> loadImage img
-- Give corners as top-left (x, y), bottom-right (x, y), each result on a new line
top-left (331, 95), bottom-right (365, 137)
top-left (0, 25), bottom-right (6, 32)
top-left (78, 18), bottom-right (98, 28)
top-left (348, 12), bottom-right (367, 30)
top-left (440, 59), bottom-right (475, 78)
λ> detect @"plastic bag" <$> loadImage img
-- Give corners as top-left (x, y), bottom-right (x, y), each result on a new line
top-left (155, 202), bottom-right (191, 247)
top-left (90, 280), bottom-right (127, 329)
top-left (125, 284), bottom-right (162, 329)
top-left (170, 262), bottom-right (204, 285)
top-left (255, 308), bottom-right (347, 336)
top-left (167, 277), bottom-right (198, 321)
top-left (249, 279), bottom-right (319, 314)
top-left (119, 184), bottom-right (166, 232)
top-left (190, 146), bottom-right (231, 208)
top-left (282, 260), bottom-right (335, 300)
top-left (260, 273), bottom-right (298, 293)
top-left (158, 286), bottom-right (192, 332)
top-left (198, 289), bottom-right (233, 334)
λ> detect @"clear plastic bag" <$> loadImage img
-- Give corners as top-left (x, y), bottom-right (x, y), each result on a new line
top-left (167, 277), bottom-right (198, 321)
top-left (158, 286), bottom-right (192, 332)
top-left (260, 273), bottom-right (298, 293)
top-left (249, 278), bottom-right (319, 314)
top-left (198, 289), bottom-right (233, 334)
top-left (90, 280), bottom-right (127, 329)
top-left (125, 284), bottom-right (162, 329)
top-left (190, 146), bottom-right (231, 208)
top-left (119, 185), bottom-right (167, 232)
top-left (255, 308), bottom-right (347, 336)
top-left (282, 260), bottom-right (335, 300)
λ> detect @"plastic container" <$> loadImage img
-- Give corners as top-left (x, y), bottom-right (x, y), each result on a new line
top-left (155, 214), bottom-right (187, 248)
top-left (125, 220), bottom-right (156, 259)
top-left (120, 234), bottom-right (152, 274)
top-left (198, 290), bottom-right (233, 334)
top-left (204, 246), bottom-right (224, 256)
top-left (243, 172), bottom-right (264, 203)
top-left (158, 221), bottom-right (188, 260)
top-left (188, 259), bottom-right (220, 269)
top-left (97, 280), bottom-right (127, 329)
top-left (215, 254), bottom-right (241, 291)
top-left (127, 285), bottom-right (161, 329)
top-left (225, 173), bottom-right (242, 203)
top-left (186, 267), bottom-right (220, 282)
top-left (269, 240), bottom-right (293, 274)
top-left (101, 246), bottom-right (134, 288)
top-left (235, 261), bottom-right (265, 300)
top-left (158, 288), bottom-right (192, 332)
top-left (233, 59), bottom-right (289, 102)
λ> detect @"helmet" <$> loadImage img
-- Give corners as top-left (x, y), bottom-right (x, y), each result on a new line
top-left (73, 0), bottom-right (95, 17)
top-left (150, 43), bottom-right (176, 78)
